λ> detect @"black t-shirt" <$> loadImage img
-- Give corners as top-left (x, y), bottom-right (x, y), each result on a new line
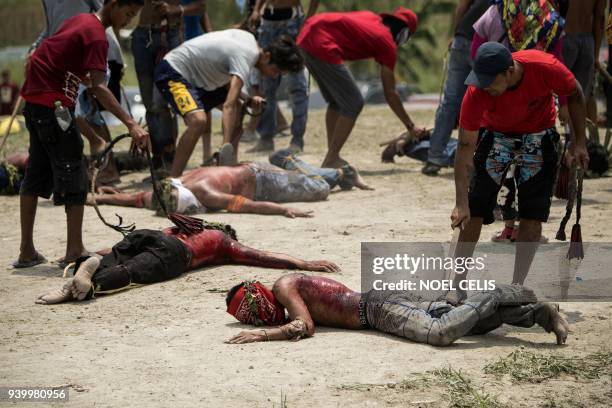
top-left (455, 0), bottom-right (491, 40)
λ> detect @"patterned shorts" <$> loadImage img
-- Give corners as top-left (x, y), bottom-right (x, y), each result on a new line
top-left (468, 128), bottom-right (559, 224)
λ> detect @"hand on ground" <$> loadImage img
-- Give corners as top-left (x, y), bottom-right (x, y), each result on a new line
top-left (284, 208), bottom-right (314, 218)
top-left (303, 260), bottom-right (341, 273)
top-left (225, 330), bottom-right (263, 344)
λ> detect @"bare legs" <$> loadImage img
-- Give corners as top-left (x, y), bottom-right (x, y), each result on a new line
top-left (171, 110), bottom-right (208, 178)
top-left (512, 219), bottom-right (541, 285)
top-left (18, 195), bottom-right (87, 265)
top-left (65, 204), bottom-right (87, 262)
top-left (322, 107), bottom-right (357, 168)
top-left (449, 217), bottom-right (542, 302)
top-left (18, 194), bottom-right (39, 263)
top-left (201, 111), bottom-right (213, 164)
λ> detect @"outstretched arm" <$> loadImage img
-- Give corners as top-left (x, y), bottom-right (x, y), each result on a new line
top-left (380, 66), bottom-right (428, 140)
top-left (90, 191), bottom-right (151, 209)
top-left (226, 275), bottom-right (316, 343)
top-left (222, 240), bottom-right (340, 273)
top-left (199, 189), bottom-right (314, 218)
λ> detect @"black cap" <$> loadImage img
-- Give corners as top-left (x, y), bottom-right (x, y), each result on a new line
top-left (465, 42), bottom-right (513, 89)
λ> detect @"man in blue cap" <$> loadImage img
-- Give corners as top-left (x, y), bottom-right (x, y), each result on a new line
top-left (449, 42), bottom-right (589, 299)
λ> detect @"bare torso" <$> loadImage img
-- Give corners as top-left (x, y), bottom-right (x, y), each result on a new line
top-left (180, 164), bottom-right (257, 201)
top-left (564, 0), bottom-right (598, 34)
top-left (277, 274), bottom-right (363, 330)
top-left (138, 0), bottom-right (183, 27)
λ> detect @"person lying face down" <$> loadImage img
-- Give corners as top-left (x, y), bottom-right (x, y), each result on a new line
top-left (90, 149), bottom-right (370, 218)
top-left (0, 152), bottom-right (29, 195)
top-left (225, 273), bottom-right (569, 346)
top-left (35, 225), bottom-right (340, 305)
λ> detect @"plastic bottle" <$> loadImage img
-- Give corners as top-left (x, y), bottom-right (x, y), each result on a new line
top-left (54, 101), bottom-right (72, 131)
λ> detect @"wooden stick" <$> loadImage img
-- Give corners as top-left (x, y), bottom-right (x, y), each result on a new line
top-left (0, 95), bottom-right (23, 158)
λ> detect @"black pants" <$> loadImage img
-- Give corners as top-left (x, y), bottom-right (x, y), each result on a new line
top-left (21, 102), bottom-right (88, 205)
top-left (77, 230), bottom-right (191, 297)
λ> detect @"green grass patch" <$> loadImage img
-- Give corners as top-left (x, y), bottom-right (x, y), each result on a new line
top-left (483, 350), bottom-right (612, 383)
top-left (431, 367), bottom-right (505, 408)
top-left (335, 367), bottom-right (504, 408)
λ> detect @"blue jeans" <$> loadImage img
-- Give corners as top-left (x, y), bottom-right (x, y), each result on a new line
top-left (428, 36), bottom-right (472, 166)
top-left (257, 17), bottom-right (309, 148)
top-left (131, 27), bottom-right (181, 161)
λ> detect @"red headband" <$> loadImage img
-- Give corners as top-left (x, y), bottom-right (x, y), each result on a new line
top-left (227, 281), bottom-right (286, 326)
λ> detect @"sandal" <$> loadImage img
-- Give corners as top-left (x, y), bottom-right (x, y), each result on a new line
top-left (13, 252), bottom-right (47, 268)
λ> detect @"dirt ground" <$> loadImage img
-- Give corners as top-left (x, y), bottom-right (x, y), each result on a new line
top-left (1, 106), bottom-right (611, 407)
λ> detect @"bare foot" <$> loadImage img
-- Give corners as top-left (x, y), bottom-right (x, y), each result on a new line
top-left (71, 257), bottom-right (99, 300)
top-left (543, 303), bottom-right (569, 345)
top-left (36, 282), bottom-right (74, 305)
top-left (352, 168), bottom-right (373, 190)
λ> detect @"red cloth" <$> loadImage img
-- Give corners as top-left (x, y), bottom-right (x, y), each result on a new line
top-left (227, 281), bottom-right (286, 326)
top-left (459, 50), bottom-right (576, 133)
top-left (21, 14), bottom-right (108, 108)
top-left (297, 11), bottom-right (397, 69)
top-left (0, 82), bottom-right (19, 115)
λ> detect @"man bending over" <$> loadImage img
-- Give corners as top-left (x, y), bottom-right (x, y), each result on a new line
top-left (36, 224), bottom-right (339, 304)
top-left (155, 28), bottom-right (303, 174)
top-left (225, 274), bottom-right (569, 346)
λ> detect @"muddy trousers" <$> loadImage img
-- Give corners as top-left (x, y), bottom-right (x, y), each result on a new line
top-left (365, 285), bottom-right (553, 346)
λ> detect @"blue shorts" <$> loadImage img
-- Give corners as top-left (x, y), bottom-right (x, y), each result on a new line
top-left (74, 85), bottom-right (105, 127)
top-left (154, 60), bottom-right (228, 116)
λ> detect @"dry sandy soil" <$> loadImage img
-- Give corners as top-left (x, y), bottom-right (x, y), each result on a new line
top-left (1, 106), bottom-right (611, 407)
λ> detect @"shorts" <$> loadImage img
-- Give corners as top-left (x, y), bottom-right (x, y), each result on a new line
top-left (562, 33), bottom-right (595, 97)
top-left (75, 85), bottom-right (105, 126)
top-left (155, 59), bottom-right (228, 116)
top-left (469, 129), bottom-right (559, 224)
top-left (300, 50), bottom-right (364, 119)
top-left (21, 102), bottom-right (88, 206)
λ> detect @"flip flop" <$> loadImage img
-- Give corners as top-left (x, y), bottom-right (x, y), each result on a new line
top-left (12, 252), bottom-right (47, 268)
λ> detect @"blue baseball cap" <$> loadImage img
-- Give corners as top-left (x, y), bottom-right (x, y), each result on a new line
top-left (465, 42), bottom-right (514, 89)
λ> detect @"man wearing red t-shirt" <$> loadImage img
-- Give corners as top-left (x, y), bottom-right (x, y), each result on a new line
top-left (450, 42), bottom-right (589, 296)
top-left (297, 7), bottom-right (427, 171)
top-left (15, 0), bottom-right (149, 269)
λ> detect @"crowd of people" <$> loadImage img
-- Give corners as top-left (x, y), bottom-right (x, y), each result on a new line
top-left (1, 0), bottom-right (609, 347)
